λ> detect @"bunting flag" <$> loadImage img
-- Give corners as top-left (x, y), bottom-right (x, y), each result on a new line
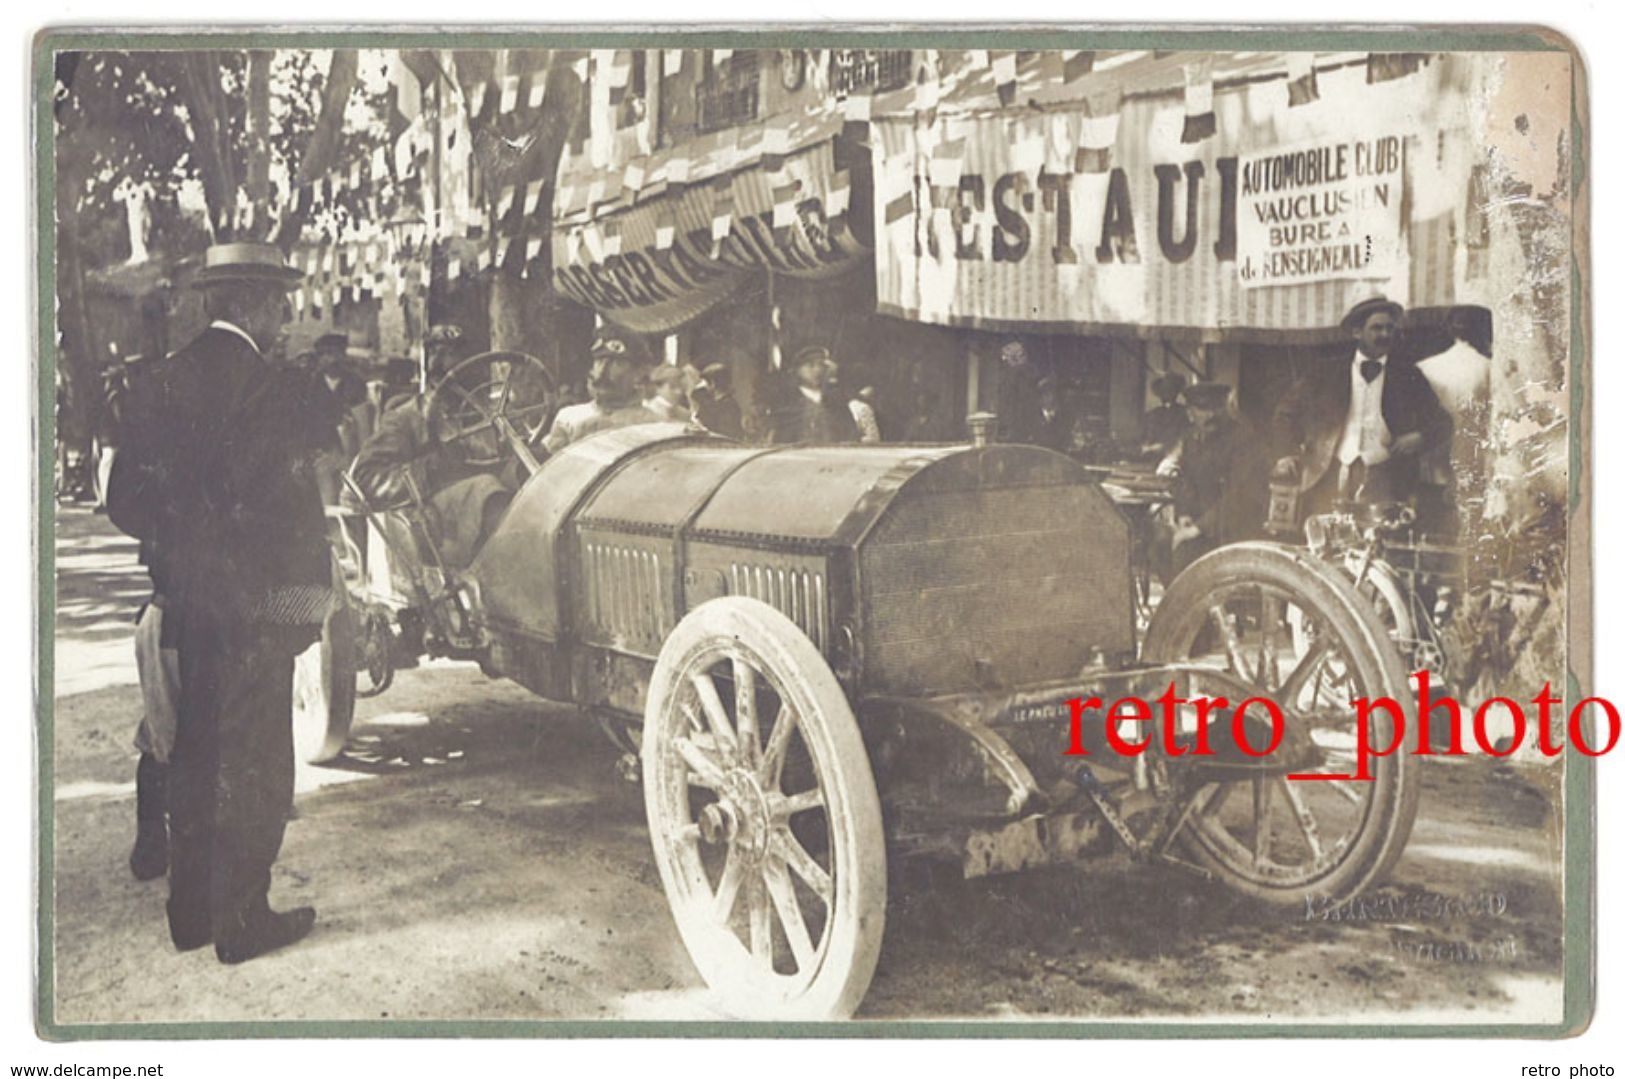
top-left (841, 92), bottom-right (872, 122)
top-left (523, 179), bottom-right (545, 216)
top-left (967, 49), bottom-right (990, 70)
top-left (527, 76), bottom-right (546, 109)
top-left (1075, 91), bottom-right (1122, 172)
top-left (654, 207), bottom-right (676, 250)
top-left (624, 159), bottom-right (647, 192)
top-left (608, 51), bottom-right (634, 89)
top-left (496, 184), bottom-right (516, 219)
top-left (447, 257), bottom-right (461, 280)
top-left (993, 52), bottom-right (1018, 107)
top-left (1181, 60), bottom-right (1216, 144)
top-left (500, 75), bottom-right (520, 113)
top-left (884, 189), bottom-right (915, 226)
top-left (1368, 53), bottom-right (1428, 83)
top-left (526, 236), bottom-right (543, 261)
top-left (602, 218), bottom-right (623, 257)
top-left (714, 48), bottom-right (733, 63)
top-left (927, 138), bottom-right (965, 188)
top-left (1063, 50), bottom-right (1094, 83)
top-left (771, 178), bottom-right (801, 228)
top-left (825, 170), bottom-right (850, 218)
top-left (495, 236), bottom-right (513, 267)
top-left (711, 187), bottom-right (735, 248)
top-left (666, 156), bottom-right (692, 184)
top-left (469, 80), bottom-right (488, 117)
top-left (664, 49), bottom-right (684, 75)
top-left (1286, 52), bottom-right (1320, 106)
top-left (1010, 127), bottom-right (1045, 173)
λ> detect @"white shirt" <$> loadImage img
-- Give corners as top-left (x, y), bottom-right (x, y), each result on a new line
top-left (541, 399), bottom-right (663, 455)
top-left (798, 385), bottom-right (824, 406)
top-left (1417, 340), bottom-right (1490, 416)
top-left (1336, 353), bottom-right (1391, 466)
top-left (210, 319), bottom-right (262, 356)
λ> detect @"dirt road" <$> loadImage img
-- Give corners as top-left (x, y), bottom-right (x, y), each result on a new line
top-left (46, 507), bottom-right (1568, 1027)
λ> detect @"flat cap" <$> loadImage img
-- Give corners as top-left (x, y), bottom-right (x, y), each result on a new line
top-left (591, 328), bottom-right (655, 364)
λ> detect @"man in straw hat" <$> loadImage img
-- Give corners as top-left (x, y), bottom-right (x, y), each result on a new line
top-left (108, 241), bottom-right (339, 964)
top-left (1272, 295), bottom-right (1450, 521)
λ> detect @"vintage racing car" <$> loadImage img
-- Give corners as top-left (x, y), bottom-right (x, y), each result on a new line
top-left (293, 354), bottom-right (1420, 1020)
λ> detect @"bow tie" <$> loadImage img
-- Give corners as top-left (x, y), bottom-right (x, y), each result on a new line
top-left (1359, 359), bottom-right (1384, 383)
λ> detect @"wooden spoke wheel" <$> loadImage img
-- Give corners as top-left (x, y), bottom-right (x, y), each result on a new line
top-left (425, 350), bottom-right (557, 468)
top-left (1144, 542), bottom-right (1421, 907)
top-left (292, 602), bottom-right (357, 765)
top-left (642, 598), bottom-right (886, 1020)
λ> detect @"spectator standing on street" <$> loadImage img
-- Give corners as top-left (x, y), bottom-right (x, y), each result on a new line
top-left (109, 242), bottom-right (338, 965)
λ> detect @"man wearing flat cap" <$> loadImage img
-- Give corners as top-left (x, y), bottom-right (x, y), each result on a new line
top-left (770, 345), bottom-right (860, 445)
top-left (539, 328), bottom-right (664, 454)
top-left (1273, 296), bottom-right (1451, 521)
top-left (108, 242), bottom-right (338, 964)
top-left (1155, 381), bottom-right (1266, 578)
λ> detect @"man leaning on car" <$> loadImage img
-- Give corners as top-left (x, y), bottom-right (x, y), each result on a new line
top-left (108, 242), bottom-right (338, 965)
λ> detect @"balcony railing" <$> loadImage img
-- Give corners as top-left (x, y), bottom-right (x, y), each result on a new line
top-left (828, 49), bottom-right (913, 95)
top-left (695, 52), bottom-right (761, 134)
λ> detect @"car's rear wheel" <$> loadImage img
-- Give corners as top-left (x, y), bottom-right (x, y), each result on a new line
top-left (642, 597), bottom-right (886, 1020)
top-left (1144, 542), bottom-right (1421, 908)
top-left (292, 602), bottom-right (357, 764)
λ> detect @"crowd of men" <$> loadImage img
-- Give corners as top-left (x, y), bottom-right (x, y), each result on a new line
top-left (95, 233), bottom-right (1491, 968)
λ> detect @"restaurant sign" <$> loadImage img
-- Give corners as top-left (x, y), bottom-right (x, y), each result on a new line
top-left (872, 83), bottom-right (1451, 334)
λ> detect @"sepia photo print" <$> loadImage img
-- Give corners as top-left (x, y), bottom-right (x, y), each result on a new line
top-left (37, 29), bottom-right (1590, 1034)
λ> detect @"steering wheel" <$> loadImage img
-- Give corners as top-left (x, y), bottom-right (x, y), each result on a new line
top-left (425, 350), bottom-right (559, 468)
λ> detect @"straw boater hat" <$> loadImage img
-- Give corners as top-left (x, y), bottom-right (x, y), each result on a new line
top-left (1340, 295), bottom-right (1404, 331)
top-left (192, 242), bottom-right (303, 290)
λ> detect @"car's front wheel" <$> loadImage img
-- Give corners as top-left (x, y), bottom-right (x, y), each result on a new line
top-left (642, 597), bottom-right (886, 1020)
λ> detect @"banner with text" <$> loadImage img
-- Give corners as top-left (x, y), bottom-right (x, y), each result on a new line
top-left (551, 139), bottom-right (866, 335)
top-left (1235, 134), bottom-right (1405, 289)
top-left (872, 60), bottom-right (1471, 334)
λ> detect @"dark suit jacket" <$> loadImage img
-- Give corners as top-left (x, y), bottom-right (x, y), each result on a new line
top-left (109, 325), bottom-right (338, 625)
top-left (1273, 353), bottom-right (1451, 503)
top-left (769, 390), bottom-right (860, 445)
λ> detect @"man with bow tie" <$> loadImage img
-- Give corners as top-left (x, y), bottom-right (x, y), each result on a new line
top-left (1272, 296), bottom-right (1451, 523)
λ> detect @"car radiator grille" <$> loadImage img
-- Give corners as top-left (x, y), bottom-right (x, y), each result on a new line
top-left (728, 563), bottom-right (829, 652)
